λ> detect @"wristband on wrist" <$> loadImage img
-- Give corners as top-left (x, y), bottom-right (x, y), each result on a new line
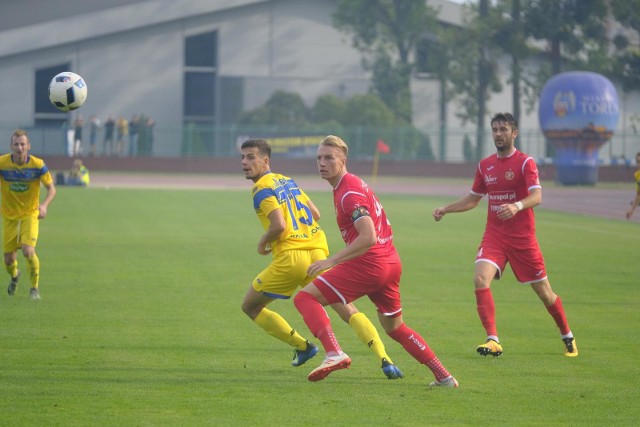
top-left (515, 201), bottom-right (524, 211)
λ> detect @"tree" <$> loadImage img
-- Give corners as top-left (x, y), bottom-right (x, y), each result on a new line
top-left (239, 91), bottom-right (396, 129)
top-left (332, 0), bottom-right (439, 123)
top-left (238, 91), bottom-right (309, 127)
top-left (311, 94), bottom-right (346, 124)
top-left (609, 0), bottom-right (640, 92)
top-left (522, 0), bottom-right (609, 155)
top-left (343, 94), bottom-right (397, 126)
top-left (416, 25), bottom-right (457, 161)
top-left (445, 1), bottom-right (503, 160)
top-left (493, 0), bottom-right (530, 136)
top-left (524, 0), bottom-right (609, 75)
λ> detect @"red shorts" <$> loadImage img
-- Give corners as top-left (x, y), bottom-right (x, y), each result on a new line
top-left (313, 256), bottom-right (403, 317)
top-left (475, 234), bottom-right (547, 284)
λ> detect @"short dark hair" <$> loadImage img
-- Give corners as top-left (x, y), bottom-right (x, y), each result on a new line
top-left (241, 138), bottom-right (271, 158)
top-left (490, 112), bottom-right (518, 131)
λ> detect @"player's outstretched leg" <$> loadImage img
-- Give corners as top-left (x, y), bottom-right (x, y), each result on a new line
top-left (387, 323), bottom-right (457, 387)
top-left (294, 290), bottom-right (351, 382)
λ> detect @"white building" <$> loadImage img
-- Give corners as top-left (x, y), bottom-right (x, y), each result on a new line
top-left (0, 0), bottom-right (637, 160)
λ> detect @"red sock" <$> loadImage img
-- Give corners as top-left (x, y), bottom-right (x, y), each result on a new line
top-left (293, 291), bottom-right (341, 354)
top-left (546, 296), bottom-right (570, 335)
top-left (475, 288), bottom-right (497, 337)
top-left (388, 323), bottom-right (436, 364)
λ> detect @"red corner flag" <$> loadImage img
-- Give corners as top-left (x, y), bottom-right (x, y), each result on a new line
top-left (376, 139), bottom-right (390, 154)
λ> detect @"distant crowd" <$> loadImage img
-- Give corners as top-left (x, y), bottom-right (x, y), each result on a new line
top-left (68, 114), bottom-right (155, 157)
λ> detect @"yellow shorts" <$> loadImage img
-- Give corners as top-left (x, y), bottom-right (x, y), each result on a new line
top-left (252, 248), bottom-right (328, 299)
top-left (3, 216), bottom-right (39, 253)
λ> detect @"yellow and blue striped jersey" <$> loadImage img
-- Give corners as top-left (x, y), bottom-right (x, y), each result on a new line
top-left (252, 172), bottom-right (328, 255)
top-left (0, 153), bottom-right (53, 219)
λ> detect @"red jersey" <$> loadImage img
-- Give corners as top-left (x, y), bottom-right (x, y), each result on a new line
top-left (333, 172), bottom-right (399, 262)
top-left (471, 150), bottom-right (541, 239)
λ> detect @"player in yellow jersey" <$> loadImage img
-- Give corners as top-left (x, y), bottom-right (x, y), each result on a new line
top-left (625, 152), bottom-right (640, 220)
top-left (240, 138), bottom-right (403, 379)
top-left (3, 130), bottom-right (56, 300)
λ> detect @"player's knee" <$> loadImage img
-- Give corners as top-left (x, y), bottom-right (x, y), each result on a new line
top-left (240, 300), bottom-right (261, 319)
top-left (293, 290), bottom-right (315, 312)
top-left (386, 322), bottom-right (405, 342)
top-left (473, 274), bottom-right (492, 289)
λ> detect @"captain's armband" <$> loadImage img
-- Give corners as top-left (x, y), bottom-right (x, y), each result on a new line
top-left (351, 206), bottom-right (370, 221)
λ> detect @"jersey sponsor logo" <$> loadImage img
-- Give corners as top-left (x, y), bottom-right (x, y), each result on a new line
top-left (505, 170), bottom-right (515, 180)
top-left (484, 174), bottom-right (498, 185)
top-left (289, 233), bottom-right (309, 239)
top-left (377, 234), bottom-right (393, 245)
top-left (488, 191), bottom-right (517, 203)
top-left (9, 182), bottom-right (29, 192)
top-left (489, 191), bottom-right (517, 213)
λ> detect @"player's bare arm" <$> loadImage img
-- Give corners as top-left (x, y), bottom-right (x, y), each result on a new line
top-left (38, 182), bottom-right (56, 219)
top-left (307, 214), bottom-right (376, 277)
top-left (307, 199), bottom-right (321, 221)
top-left (497, 188), bottom-right (542, 221)
top-left (258, 209), bottom-right (285, 255)
top-left (433, 193), bottom-right (483, 221)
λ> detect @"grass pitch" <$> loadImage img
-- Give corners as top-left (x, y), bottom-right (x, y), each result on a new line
top-left (1, 186), bottom-right (638, 426)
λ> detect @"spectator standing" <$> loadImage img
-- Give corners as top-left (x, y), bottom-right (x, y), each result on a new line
top-left (72, 115), bottom-right (84, 157)
top-left (128, 114), bottom-right (139, 157)
top-left (115, 116), bottom-right (128, 157)
top-left (89, 114), bottom-right (101, 157)
top-left (103, 115), bottom-right (115, 156)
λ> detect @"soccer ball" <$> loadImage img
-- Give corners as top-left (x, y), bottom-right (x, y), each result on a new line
top-left (48, 72), bottom-right (88, 112)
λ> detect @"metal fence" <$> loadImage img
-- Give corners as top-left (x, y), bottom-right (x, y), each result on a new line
top-left (1, 123), bottom-right (638, 165)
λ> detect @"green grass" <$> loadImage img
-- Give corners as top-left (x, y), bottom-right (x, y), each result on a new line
top-left (1, 186), bottom-right (638, 426)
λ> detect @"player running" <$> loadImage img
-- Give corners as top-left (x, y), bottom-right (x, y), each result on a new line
top-left (2, 129), bottom-right (56, 300)
top-left (294, 135), bottom-right (458, 386)
top-left (433, 112), bottom-right (578, 358)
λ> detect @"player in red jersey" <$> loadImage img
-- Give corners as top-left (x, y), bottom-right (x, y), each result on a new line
top-left (433, 112), bottom-right (578, 357)
top-left (293, 135), bottom-right (458, 386)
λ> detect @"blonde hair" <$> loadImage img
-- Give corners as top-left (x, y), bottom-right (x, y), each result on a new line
top-left (11, 129), bottom-right (28, 141)
top-left (321, 135), bottom-right (348, 157)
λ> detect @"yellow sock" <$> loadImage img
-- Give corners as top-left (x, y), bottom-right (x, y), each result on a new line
top-left (349, 312), bottom-right (393, 364)
top-left (5, 260), bottom-right (18, 278)
top-left (25, 254), bottom-right (39, 289)
top-left (254, 308), bottom-right (308, 350)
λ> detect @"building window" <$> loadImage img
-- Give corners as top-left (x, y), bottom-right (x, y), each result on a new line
top-left (183, 30), bottom-right (218, 156)
top-left (184, 71), bottom-right (215, 117)
top-left (35, 63), bottom-right (70, 126)
top-left (185, 31), bottom-right (217, 68)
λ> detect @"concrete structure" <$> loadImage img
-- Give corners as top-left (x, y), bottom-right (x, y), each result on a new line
top-left (0, 0), bottom-right (638, 161)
